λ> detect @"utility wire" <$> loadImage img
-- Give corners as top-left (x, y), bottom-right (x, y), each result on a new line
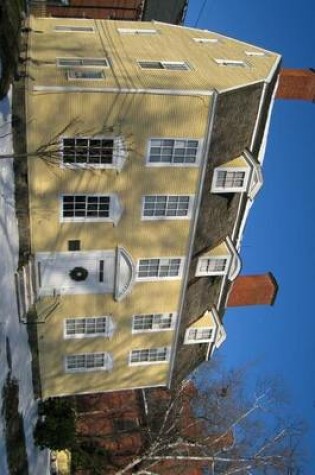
top-left (194, 0), bottom-right (209, 27)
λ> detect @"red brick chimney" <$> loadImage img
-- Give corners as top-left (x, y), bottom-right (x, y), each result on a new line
top-left (227, 273), bottom-right (278, 307)
top-left (276, 69), bottom-right (315, 102)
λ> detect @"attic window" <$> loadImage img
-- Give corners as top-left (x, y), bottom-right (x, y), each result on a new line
top-left (54, 25), bottom-right (94, 32)
top-left (185, 328), bottom-right (214, 344)
top-left (118, 28), bottom-right (157, 35)
top-left (193, 37), bottom-right (218, 43)
top-left (67, 69), bottom-right (104, 80)
top-left (58, 58), bottom-right (109, 68)
top-left (214, 59), bottom-right (248, 67)
top-left (138, 61), bottom-right (190, 71)
top-left (245, 51), bottom-right (266, 57)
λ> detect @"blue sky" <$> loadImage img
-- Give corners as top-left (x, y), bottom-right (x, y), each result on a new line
top-left (185, 0), bottom-right (315, 471)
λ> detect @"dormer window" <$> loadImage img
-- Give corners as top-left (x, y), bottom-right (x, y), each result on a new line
top-left (185, 328), bottom-right (213, 343)
top-left (211, 152), bottom-right (262, 196)
top-left (195, 237), bottom-right (241, 281)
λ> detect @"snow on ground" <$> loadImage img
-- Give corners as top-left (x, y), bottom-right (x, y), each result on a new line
top-left (0, 87), bottom-right (49, 474)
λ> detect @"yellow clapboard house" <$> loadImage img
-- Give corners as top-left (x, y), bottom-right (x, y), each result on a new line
top-left (25, 17), bottom-right (280, 398)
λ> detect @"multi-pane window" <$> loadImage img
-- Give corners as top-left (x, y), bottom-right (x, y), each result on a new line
top-left (54, 25), bottom-right (94, 32)
top-left (148, 139), bottom-right (200, 165)
top-left (65, 352), bottom-right (111, 372)
top-left (193, 37), bottom-right (218, 43)
top-left (68, 69), bottom-right (104, 80)
top-left (186, 328), bottom-right (213, 342)
top-left (62, 195), bottom-right (110, 220)
top-left (137, 258), bottom-right (183, 279)
top-left (118, 28), bottom-right (157, 35)
top-left (132, 313), bottom-right (175, 332)
top-left (138, 61), bottom-right (190, 71)
top-left (64, 317), bottom-right (109, 338)
top-left (129, 347), bottom-right (169, 364)
top-left (58, 58), bottom-right (109, 67)
top-left (198, 258), bottom-right (227, 275)
top-left (62, 138), bottom-right (114, 165)
top-left (214, 59), bottom-right (247, 67)
top-left (216, 170), bottom-right (246, 189)
top-left (143, 195), bottom-right (192, 219)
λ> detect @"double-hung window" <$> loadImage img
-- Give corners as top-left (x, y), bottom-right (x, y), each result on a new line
top-left (142, 195), bottom-right (194, 219)
top-left (129, 347), bottom-right (170, 365)
top-left (118, 28), bottom-right (157, 35)
top-left (67, 69), bottom-right (104, 80)
top-left (61, 194), bottom-right (122, 224)
top-left (64, 316), bottom-right (112, 339)
top-left (216, 170), bottom-right (246, 189)
top-left (185, 328), bottom-right (214, 344)
top-left (138, 61), bottom-right (190, 71)
top-left (196, 257), bottom-right (228, 276)
top-left (54, 25), bottom-right (94, 33)
top-left (61, 137), bottom-right (126, 170)
top-left (214, 58), bottom-right (248, 67)
top-left (132, 313), bottom-right (176, 333)
top-left (65, 352), bottom-right (112, 373)
top-left (147, 139), bottom-right (201, 166)
top-left (137, 258), bottom-right (184, 280)
top-left (58, 58), bottom-right (109, 68)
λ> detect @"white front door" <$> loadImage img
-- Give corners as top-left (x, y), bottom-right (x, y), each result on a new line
top-left (36, 251), bottom-right (116, 296)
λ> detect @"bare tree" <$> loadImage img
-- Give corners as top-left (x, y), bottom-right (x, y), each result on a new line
top-left (112, 366), bottom-right (304, 475)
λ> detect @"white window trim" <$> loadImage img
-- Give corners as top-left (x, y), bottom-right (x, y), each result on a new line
top-left (54, 25), bottom-right (95, 33)
top-left (60, 193), bottom-right (123, 224)
top-left (118, 28), bottom-right (158, 35)
top-left (63, 316), bottom-right (115, 339)
top-left (60, 136), bottom-right (126, 171)
top-left (67, 69), bottom-right (105, 81)
top-left (193, 37), bottom-right (218, 43)
top-left (214, 58), bottom-right (249, 67)
top-left (57, 57), bottom-right (110, 68)
top-left (131, 313), bottom-right (177, 334)
top-left (64, 352), bottom-right (112, 373)
top-left (195, 255), bottom-right (231, 277)
top-left (136, 257), bottom-right (185, 281)
top-left (146, 138), bottom-right (203, 167)
top-left (211, 166), bottom-right (250, 193)
top-left (137, 60), bottom-right (191, 71)
top-left (141, 195), bottom-right (195, 221)
top-left (184, 326), bottom-right (215, 344)
top-left (128, 347), bottom-right (171, 366)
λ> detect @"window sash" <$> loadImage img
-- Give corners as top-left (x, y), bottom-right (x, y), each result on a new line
top-left (54, 25), bottom-right (94, 32)
top-left (137, 258), bottom-right (182, 279)
top-left (62, 195), bottom-right (110, 219)
top-left (62, 138), bottom-right (114, 165)
top-left (132, 313), bottom-right (175, 332)
top-left (199, 258), bottom-right (227, 274)
top-left (143, 195), bottom-right (191, 218)
top-left (65, 352), bottom-right (110, 372)
top-left (118, 28), bottom-right (157, 35)
top-left (130, 347), bottom-right (169, 364)
top-left (138, 61), bottom-right (190, 71)
top-left (68, 69), bottom-right (104, 80)
top-left (216, 170), bottom-right (246, 189)
top-left (187, 328), bottom-right (213, 341)
top-left (148, 139), bottom-right (199, 165)
top-left (65, 317), bottom-right (108, 338)
top-left (58, 57), bottom-right (109, 67)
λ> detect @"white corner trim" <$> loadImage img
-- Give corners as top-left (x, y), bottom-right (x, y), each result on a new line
top-left (32, 86), bottom-right (214, 97)
top-left (167, 90), bottom-right (220, 388)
